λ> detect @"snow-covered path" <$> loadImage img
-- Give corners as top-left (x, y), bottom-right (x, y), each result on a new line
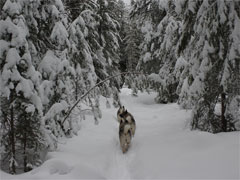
top-left (1, 88), bottom-right (239, 179)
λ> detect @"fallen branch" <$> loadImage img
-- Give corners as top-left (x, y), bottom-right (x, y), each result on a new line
top-left (61, 71), bottom-right (145, 125)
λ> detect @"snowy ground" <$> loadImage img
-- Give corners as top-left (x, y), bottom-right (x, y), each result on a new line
top-left (1, 88), bottom-right (240, 179)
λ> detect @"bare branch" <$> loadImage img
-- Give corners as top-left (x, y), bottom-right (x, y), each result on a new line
top-left (61, 71), bottom-right (145, 125)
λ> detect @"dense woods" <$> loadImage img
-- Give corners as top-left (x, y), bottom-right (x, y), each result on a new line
top-left (131, 0), bottom-right (240, 133)
top-left (0, 0), bottom-right (239, 174)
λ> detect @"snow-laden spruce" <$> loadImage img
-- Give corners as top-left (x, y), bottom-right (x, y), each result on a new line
top-left (131, 0), bottom-right (182, 103)
top-left (176, 0), bottom-right (240, 132)
top-left (0, 0), bottom-right (44, 174)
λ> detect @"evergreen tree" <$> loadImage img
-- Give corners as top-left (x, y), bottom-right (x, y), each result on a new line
top-left (66, 0), bottom-right (123, 107)
top-left (67, 0), bottom-right (98, 96)
top-left (117, 0), bottom-right (128, 76)
top-left (124, 21), bottom-right (141, 72)
top-left (37, 0), bottom-right (76, 146)
top-left (64, 0), bottom-right (97, 21)
top-left (130, 0), bottom-right (181, 102)
top-left (0, 0), bottom-right (44, 173)
top-left (177, 0), bottom-right (240, 132)
top-left (221, 1), bottom-right (240, 131)
top-left (97, 0), bottom-right (122, 94)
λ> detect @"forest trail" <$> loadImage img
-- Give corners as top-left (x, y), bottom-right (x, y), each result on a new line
top-left (1, 88), bottom-right (239, 179)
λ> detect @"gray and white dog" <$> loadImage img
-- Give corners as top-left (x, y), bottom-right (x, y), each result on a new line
top-left (117, 106), bottom-right (136, 136)
top-left (117, 106), bottom-right (136, 153)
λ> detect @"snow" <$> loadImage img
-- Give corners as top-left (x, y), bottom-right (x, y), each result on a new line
top-left (25, 104), bottom-right (35, 114)
top-left (141, 21), bottom-right (153, 43)
top-left (148, 73), bottom-right (161, 83)
top-left (0, 18), bottom-right (27, 47)
top-left (1, 88), bottom-right (239, 179)
top-left (5, 48), bottom-right (20, 68)
top-left (123, 0), bottom-right (131, 5)
top-left (54, 0), bottom-right (64, 12)
top-left (218, 1), bottom-right (227, 24)
top-left (30, 94), bottom-right (43, 115)
top-left (51, 5), bottom-right (60, 18)
top-left (226, 96), bottom-right (240, 130)
top-left (3, 0), bottom-right (21, 17)
top-left (9, 157), bottom-right (19, 169)
top-left (51, 21), bottom-right (69, 46)
top-left (175, 0), bottom-right (185, 14)
top-left (38, 50), bottom-right (59, 77)
top-left (143, 52), bottom-right (151, 63)
top-left (0, 40), bottom-right (10, 58)
top-left (15, 78), bottom-right (34, 98)
top-left (174, 56), bottom-right (188, 76)
top-left (44, 100), bottom-right (69, 123)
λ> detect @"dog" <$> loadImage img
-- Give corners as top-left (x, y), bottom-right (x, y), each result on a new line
top-left (119, 121), bottom-right (132, 153)
top-left (117, 106), bottom-right (136, 137)
top-left (117, 106), bottom-right (136, 153)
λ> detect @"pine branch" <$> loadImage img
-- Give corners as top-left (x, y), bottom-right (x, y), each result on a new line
top-left (61, 71), bottom-right (145, 125)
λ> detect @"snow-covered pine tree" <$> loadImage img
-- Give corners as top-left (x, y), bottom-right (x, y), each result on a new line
top-left (65, 0), bottom-right (109, 126)
top-left (130, 0), bottom-right (155, 72)
top-left (66, 0), bottom-right (123, 108)
top-left (0, 0), bottom-right (5, 15)
top-left (97, 0), bottom-right (122, 100)
top-left (130, 0), bottom-right (181, 103)
top-left (124, 21), bottom-right (141, 73)
top-left (177, 0), bottom-right (240, 132)
top-left (114, 0), bottom-right (142, 93)
top-left (67, 0), bottom-right (123, 109)
top-left (37, 0), bottom-right (76, 146)
top-left (0, 0), bottom-right (44, 173)
top-left (174, 0), bottom-right (201, 109)
top-left (64, 0), bottom-right (97, 21)
top-left (124, 1), bottom-right (142, 73)
top-left (219, 1), bottom-right (240, 131)
top-left (67, 0), bottom-right (98, 97)
top-left (117, 0), bottom-right (128, 82)
top-left (119, 1), bottom-right (144, 96)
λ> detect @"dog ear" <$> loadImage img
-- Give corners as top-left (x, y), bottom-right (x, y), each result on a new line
top-left (125, 110), bottom-right (128, 113)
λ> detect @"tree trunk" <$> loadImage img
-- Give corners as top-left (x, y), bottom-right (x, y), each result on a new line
top-left (23, 130), bottom-right (27, 172)
top-left (10, 106), bottom-right (16, 174)
top-left (75, 80), bottom-right (78, 101)
top-left (221, 93), bottom-right (227, 132)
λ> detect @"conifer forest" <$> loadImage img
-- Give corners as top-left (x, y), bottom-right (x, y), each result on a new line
top-left (0, 0), bottom-right (239, 179)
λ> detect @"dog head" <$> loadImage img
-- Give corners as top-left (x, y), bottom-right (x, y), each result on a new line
top-left (117, 106), bottom-right (128, 123)
top-left (117, 106), bottom-right (125, 116)
top-left (119, 109), bottom-right (128, 118)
